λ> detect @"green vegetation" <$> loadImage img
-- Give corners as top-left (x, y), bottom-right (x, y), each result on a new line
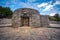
top-left (49, 13), bottom-right (60, 21)
top-left (0, 6), bottom-right (13, 18)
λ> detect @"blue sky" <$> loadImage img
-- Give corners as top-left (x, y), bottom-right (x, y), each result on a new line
top-left (0, 0), bottom-right (60, 16)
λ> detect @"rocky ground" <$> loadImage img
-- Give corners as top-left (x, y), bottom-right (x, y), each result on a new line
top-left (0, 26), bottom-right (60, 40)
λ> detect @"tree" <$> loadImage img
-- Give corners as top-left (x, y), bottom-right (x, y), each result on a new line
top-left (54, 13), bottom-right (60, 21)
top-left (0, 6), bottom-right (4, 18)
top-left (49, 16), bottom-right (55, 21)
top-left (0, 6), bottom-right (13, 18)
top-left (3, 7), bottom-right (13, 18)
top-left (49, 13), bottom-right (60, 21)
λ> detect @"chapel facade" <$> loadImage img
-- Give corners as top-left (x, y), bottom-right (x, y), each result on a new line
top-left (12, 8), bottom-right (49, 27)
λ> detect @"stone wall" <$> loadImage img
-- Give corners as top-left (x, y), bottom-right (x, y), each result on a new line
top-left (12, 11), bottom-right (21, 27)
top-left (0, 18), bottom-right (12, 26)
top-left (40, 15), bottom-right (49, 27)
top-left (29, 14), bottom-right (41, 27)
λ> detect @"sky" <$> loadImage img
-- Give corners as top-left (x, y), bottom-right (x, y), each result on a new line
top-left (0, 0), bottom-right (60, 16)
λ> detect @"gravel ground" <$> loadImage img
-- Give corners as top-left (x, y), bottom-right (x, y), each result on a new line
top-left (0, 26), bottom-right (60, 40)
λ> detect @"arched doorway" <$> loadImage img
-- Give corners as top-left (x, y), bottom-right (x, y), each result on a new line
top-left (21, 17), bottom-right (29, 26)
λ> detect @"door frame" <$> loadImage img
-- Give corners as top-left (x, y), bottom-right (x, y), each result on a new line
top-left (21, 17), bottom-right (29, 26)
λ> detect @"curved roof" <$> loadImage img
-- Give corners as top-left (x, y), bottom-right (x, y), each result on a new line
top-left (14, 8), bottom-right (40, 14)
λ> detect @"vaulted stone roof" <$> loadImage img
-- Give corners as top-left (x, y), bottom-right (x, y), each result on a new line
top-left (14, 8), bottom-right (40, 15)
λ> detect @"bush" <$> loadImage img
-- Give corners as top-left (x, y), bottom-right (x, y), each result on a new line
top-left (0, 6), bottom-right (13, 18)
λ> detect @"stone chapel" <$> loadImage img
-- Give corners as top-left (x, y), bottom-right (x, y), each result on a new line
top-left (12, 8), bottom-right (49, 27)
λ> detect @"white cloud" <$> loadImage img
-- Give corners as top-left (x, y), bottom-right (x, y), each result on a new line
top-left (43, 4), bottom-right (54, 11)
top-left (45, 8), bottom-right (57, 16)
top-left (37, 0), bottom-right (60, 12)
top-left (37, 2), bottom-right (55, 11)
top-left (37, 3), bottom-right (48, 8)
top-left (55, 1), bottom-right (60, 5)
top-left (19, 0), bottom-right (39, 10)
top-left (19, 2), bottom-right (39, 10)
top-left (50, 13), bottom-right (56, 16)
top-left (37, 2), bottom-right (56, 15)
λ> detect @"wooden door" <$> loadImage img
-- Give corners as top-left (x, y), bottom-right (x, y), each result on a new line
top-left (21, 17), bottom-right (29, 26)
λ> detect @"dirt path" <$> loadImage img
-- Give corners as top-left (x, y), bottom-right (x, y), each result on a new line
top-left (0, 26), bottom-right (60, 40)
